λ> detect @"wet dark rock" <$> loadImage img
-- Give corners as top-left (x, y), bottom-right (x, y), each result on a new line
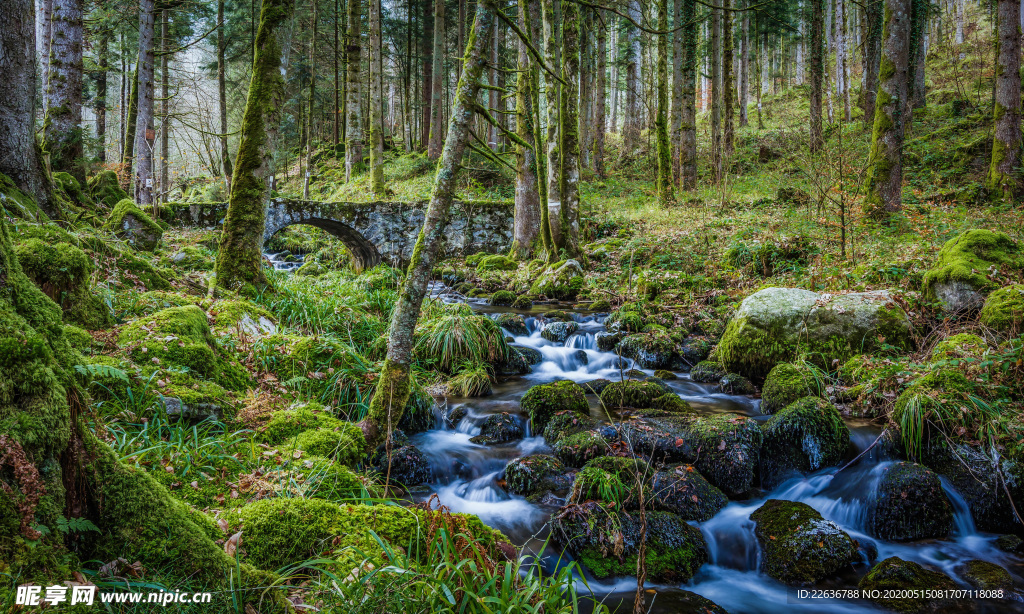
top-left (445, 405), bottom-right (468, 428)
top-left (595, 331), bottom-right (621, 351)
top-left (958, 560), bottom-right (1014, 590)
top-left (494, 313), bottom-right (529, 336)
top-left (551, 501), bottom-right (708, 582)
top-left (579, 378), bottom-right (611, 394)
top-left (858, 557), bottom-right (957, 614)
top-left (573, 349), bottom-right (589, 365)
top-left (719, 373), bottom-right (756, 395)
top-left (651, 465), bottom-right (728, 521)
top-left (495, 347), bottom-right (533, 376)
top-left (872, 462), bottom-right (952, 541)
top-left (750, 499), bottom-right (859, 586)
top-left (552, 430), bottom-right (608, 467)
top-left (370, 444), bottom-right (431, 487)
top-left (542, 411), bottom-right (599, 444)
top-left (996, 534), bottom-right (1024, 553)
top-left (470, 412), bottom-right (524, 445)
top-left (690, 360), bottom-right (727, 383)
top-left (759, 397), bottom-right (849, 489)
top-left (679, 337), bottom-right (714, 364)
top-left (521, 380), bottom-right (589, 432)
top-left (504, 455), bottom-right (572, 502)
top-left (541, 320), bottom-right (579, 343)
top-left (511, 344), bottom-right (543, 365)
top-left (618, 331), bottom-right (676, 369)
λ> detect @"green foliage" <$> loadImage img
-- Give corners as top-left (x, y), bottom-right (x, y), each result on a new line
top-left (445, 362), bottom-right (493, 397)
top-left (521, 380), bottom-right (589, 431)
top-left (414, 302), bottom-right (510, 373)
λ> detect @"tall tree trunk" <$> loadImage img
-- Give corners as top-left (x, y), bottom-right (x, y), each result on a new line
top-left (40, 0), bottom-right (53, 114)
top-left (364, 0), bottom-right (495, 446)
top-left (836, 0), bottom-right (851, 121)
top-left (723, 0), bottom-right (735, 157)
top-left (530, 0), bottom-right (553, 255)
top-left (345, 0), bottom-right (363, 180)
top-left (542, 0), bottom-right (561, 205)
top-left (809, 0), bottom-right (824, 151)
top-left (219, 0), bottom-right (233, 188)
top-left (95, 31), bottom-right (109, 163)
top-left (334, 0), bottom-right (341, 152)
top-left (955, 0), bottom-right (964, 44)
top-left (133, 0), bottom-right (156, 205)
top-left (610, 21), bottom-right (619, 133)
top-left (0, 0), bottom-right (52, 214)
top-left (711, 6), bottom-right (722, 177)
top-left (558, 0), bottom-right (581, 256)
top-left (623, 0), bottom-right (642, 154)
top-left (579, 10), bottom-right (592, 170)
top-left (797, 0), bottom-right (805, 83)
top-left (420, 0), bottom-right (431, 149)
top-left (862, 0), bottom-right (882, 127)
top-left (427, 0), bottom-right (445, 158)
top-left (216, 0), bottom-right (294, 291)
top-left (303, 0), bottom-right (318, 200)
top-left (595, 9), bottom-right (607, 178)
top-left (671, 0), bottom-right (683, 185)
top-left (986, 0), bottom-right (1021, 197)
top-left (514, 0), bottom-right (541, 258)
top-left (679, 0), bottom-right (697, 189)
top-left (123, 65), bottom-right (138, 171)
top-left (369, 0), bottom-right (385, 193)
top-left (863, 0), bottom-right (910, 215)
top-left (909, 1), bottom-right (927, 108)
top-left (159, 9), bottom-right (169, 208)
top-left (44, 0), bottom-right (85, 181)
top-left (740, 2), bottom-right (749, 126)
top-left (655, 0), bottom-right (674, 204)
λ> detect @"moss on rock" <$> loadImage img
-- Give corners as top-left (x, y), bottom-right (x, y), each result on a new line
top-left (691, 360), bottom-right (727, 383)
top-left (930, 333), bottom-right (988, 362)
top-left (104, 198), bottom-right (164, 251)
top-left (762, 363), bottom-right (825, 414)
top-left (872, 462), bottom-right (952, 541)
top-left (494, 312), bottom-right (528, 335)
top-left (258, 403), bottom-right (345, 444)
top-left (490, 290), bottom-right (516, 306)
top-left (600, 379), bottom-right (667, 409)
top-left (553, 430), bottom-right (608, 466)
top-left (504, 454), bottom-right (570, 501)
top-left (477, 254), bottom-right (518, 271)
top-left (617, 330), bottom-right (676, 369)
top-left (529, 259), bottom-right (585, 300)
top-left (922, 229), bottom-right (1023, 313)
top-left (521, 380), bottom-right (588, 431)
top-left (858, 557), bottom-right (957, 613)
top-left (570, 456), bottom-right (651, 508)
top-left (291, 424), bottom-right (367, 467)
top-left (750, 499), bottom-right (859, 585)
top-left (542, 410), bottom-right (599, 443)
top-left (760, 397), bottom-right (849, 488)
top-left (959, 559), bottom-right (1013, 590)
top-left (14, 238), bottom-right (113, 329)
top-left (87, 170), bottom-right (129, 208)
top-left (651, 465), bottom-right (728, 521)
top-left (980, 283), bottom-right (1024, 333)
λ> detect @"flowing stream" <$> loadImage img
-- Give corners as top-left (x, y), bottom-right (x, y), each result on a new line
top-left (410, 285), bottom-right (1024, 614)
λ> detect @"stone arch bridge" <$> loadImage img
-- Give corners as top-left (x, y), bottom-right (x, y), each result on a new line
top-left (162, 198), bottom-right (515, 270)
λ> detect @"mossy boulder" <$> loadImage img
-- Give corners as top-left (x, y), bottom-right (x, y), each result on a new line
top-left (494, 312), bottom-right (529, 336)
top-left (652, 393), bottom-right (694, 414)
top-left (595, 330), bottom-right (621, 351)
top-left (873, 462), bottom-right (953, 541)
top-left (14, 238), bottom-right (112, 329)
top-left (529, 259), bottom-right (585, 300)
top-left (504, 455), bottom-right (571, 501)
top-left (470, 412), bottom-right (524, 445)
top-left (651, 465), bottom-right (728, 521)
top-left (599, 379), bottom-right (667, 409)
top-left (718, 288), bottom-right (912, 381)
top-left (653, 369), bottom-right (677, 380)
top-left (258, 404), bottom-right (345, 444)
top-left (922, 229), bottom-right (1023, 314)
top-left (691, 360), bottom-right (726, 383)
top-left (858, 557), bottom-right (957, 613)
top-left (761, 362), bottom-right (825, 414)
top-left (490, 290), bottom-right (516, 306)
top-left (511, 343), bottom-right (542, 365)
top-left (0, 171), bottom-right (48, 218)
top-left (553, 430), bottom-right (607, 466)
top-left (930, 333), bottom-right (988, 362)
top-left (53, 171), bottom-right (94, 210)
top-left (551, 501), bottom-right (708, 582)
top-left (521, 380), bottom-right (588, 431)
top-left (958, 559), bottom-right (1014, 590)
top-left (543, 410), bottom-right (599, 443)
top-left (540, 320), bottom-right (579, 343)
top-left (750, 499), bottom-right (859, 585)
top-left (87, 169), bottom-right (129, 207)
top-left (62, 324), bottom-right (92, 351)
top-left (104, 198), bottom-right (163, 251)
top-left (511, 295), bottom-right (533, 309)
top-left (719, 372), bottom-right (756, 395)
top-left (980, 283), bottom-right (1024, 333)
top-left (607, 309), bottom-right (644, 334)
top-left (760, 397), bottom-right (849, 488)
top-left (291, 424), bottom-right (367, 467)
top-left (570, 456), bottom-right (651, 508)
top-left (369, 444), bottom-right (432, 486)
top-left (679, 336), bottom-right (714, 364)
top-left (209, 299), bottom-right (277, 336)
top-left (476, 254), bottom-right (518, 271)
top-left (618, 331), bottom-right (676, 369)
top-left (892, 369), bottom-right (978, 455)
top-left (589, 299), bottom-right (611, 312)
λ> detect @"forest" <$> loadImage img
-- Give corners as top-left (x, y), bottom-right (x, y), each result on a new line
top-left (1, 0), bottom-right (1024, 609)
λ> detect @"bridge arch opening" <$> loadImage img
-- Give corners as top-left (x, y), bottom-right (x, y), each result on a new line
top-left (266, 219), bottom-right (383, 272)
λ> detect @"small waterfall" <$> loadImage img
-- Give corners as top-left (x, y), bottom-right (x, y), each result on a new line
top-left (940, 476), bottom-right (978, 536)
top-left (263, 250), bottom-right (304, 272)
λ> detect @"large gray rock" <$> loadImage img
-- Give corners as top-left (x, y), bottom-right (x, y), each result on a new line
top-left (717, 288), bottom-right (913, 380)
top-left (530, 259), bottom-right (585, 300)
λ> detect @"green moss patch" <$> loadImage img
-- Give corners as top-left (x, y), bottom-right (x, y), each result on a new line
top-left (750, 499), bottom-right (858, 585)
top-left (760, 397), bottom-right (849, 488)
top-left (858, 557), bottom-right (957, 613)
top-left (521, 380), bottom-right (589, 432)
top-left (980, 283), bottom-right (1024, 333)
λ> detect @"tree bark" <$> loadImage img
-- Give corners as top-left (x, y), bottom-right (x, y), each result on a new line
top-left (0, 0), bottom-right (52, 215)
top-left (797, 0), bottom-right (805, 83)
top-left (558, 0), bottom-right (581, 256)
top-left (836, 0), bottom-right (851, 121)
top-left (809, 0), bottom-right (824, 151)
top-left (655, 0), bottom-right (674, 204)
top-left (303, 0), bottom-right (318, 200)
top-left (711, 6), bottom-right (722, 176)
top-left (740, 2), bottom-right (750, 126)
top-left (215, 0), bottom-right (295, 291)
top-left (909, 0), bottom-right (927, 108)
top-left (345, 0), bottom-right (364, 180)
top-left (610, 21), bottom-right (619, 133)
top-left (364, 0), bottom-right (495, 447)
top-left (219, 0), bottom-right (233, 189)
top-left (369, 0), bottom-right (385, 193)
top-left (514, 0), bottom-right (541, 258)
top-left (863, 0), bottom-right (911, 215)
top-left (595, 9), bottom-right (607, 178)
top-left (159, 9), bottom-right (169, 208)
top-left (679, 0), bottom-right (697, 189)
top-left (427, 0), bottom-right (445, 158)
top-left (862, 0), bottom-right (882, 127)
top-left (723, 0), bottom-right (735, 157)
top-left (95, 30), bottom-right (109, 163)
top-left (986, 0), bottom-right (1021, 197)
top-left (542, 0), bottom-right (561, 205)
top-left (671, 0), bottom-right (683, 185)
top-left (623, 0), bottom-right (642, 154)
top-left (133, 0), bottom-right (156, 205)
top-left (44, 0), bottom-right (85, 181)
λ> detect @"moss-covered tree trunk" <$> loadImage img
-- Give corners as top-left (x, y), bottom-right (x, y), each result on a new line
top-left (121, 65), bottom-right (138, 171)
top-left (513, 0), bottom-right (541, 259)
top-left (94, 31), bottom-right (109, 163)
top-left (363, 0), bottom-right (495, 446)
top-left (426, 0), bottom-right (445, 159)
top-left (723, 0), bottom-right (735, 158)
top-left (531, 0), bottom-right (554, 255)
top-left (0, 0), bottom-right (52, 215)
top-left (862, 0), bottom-right (882, 128)
top-left (655, 0), bottom-right (674, 205)
top-left (679, 0), bottom-right (698, 189)
top-left (711, 6), bottom-right (722, 177)
top-left (863, 0), bottom-right (911, 215)
top-left (369, 0), bottom-right (385, 194)
top-left (542, 0), bottom-right (561, 204)
top-left (809, 0), bottom-right (824, 151)
top-left (986, 0), bottom-right (1021, 198)
top-left (558, 0), bottom-right (581, 257)
top-left (595, 9), bottom-right (607, 179)
top-left (344, 0), bottom-right (363, 180)
top-left (133, 0), bottom-right (155, 206)
top-left (43, 0), bottom-right (85, 182)
top-left (215, 0), bottom-right (294, 292)
top-left (623, 0), bottom-right (642, 155)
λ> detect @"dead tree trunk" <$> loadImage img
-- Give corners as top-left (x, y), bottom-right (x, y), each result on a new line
top-left (363, 0), bottom-right (495, 447)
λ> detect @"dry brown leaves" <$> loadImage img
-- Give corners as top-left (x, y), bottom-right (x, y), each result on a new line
top-left (0, 435), bottom-right (45, 540)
